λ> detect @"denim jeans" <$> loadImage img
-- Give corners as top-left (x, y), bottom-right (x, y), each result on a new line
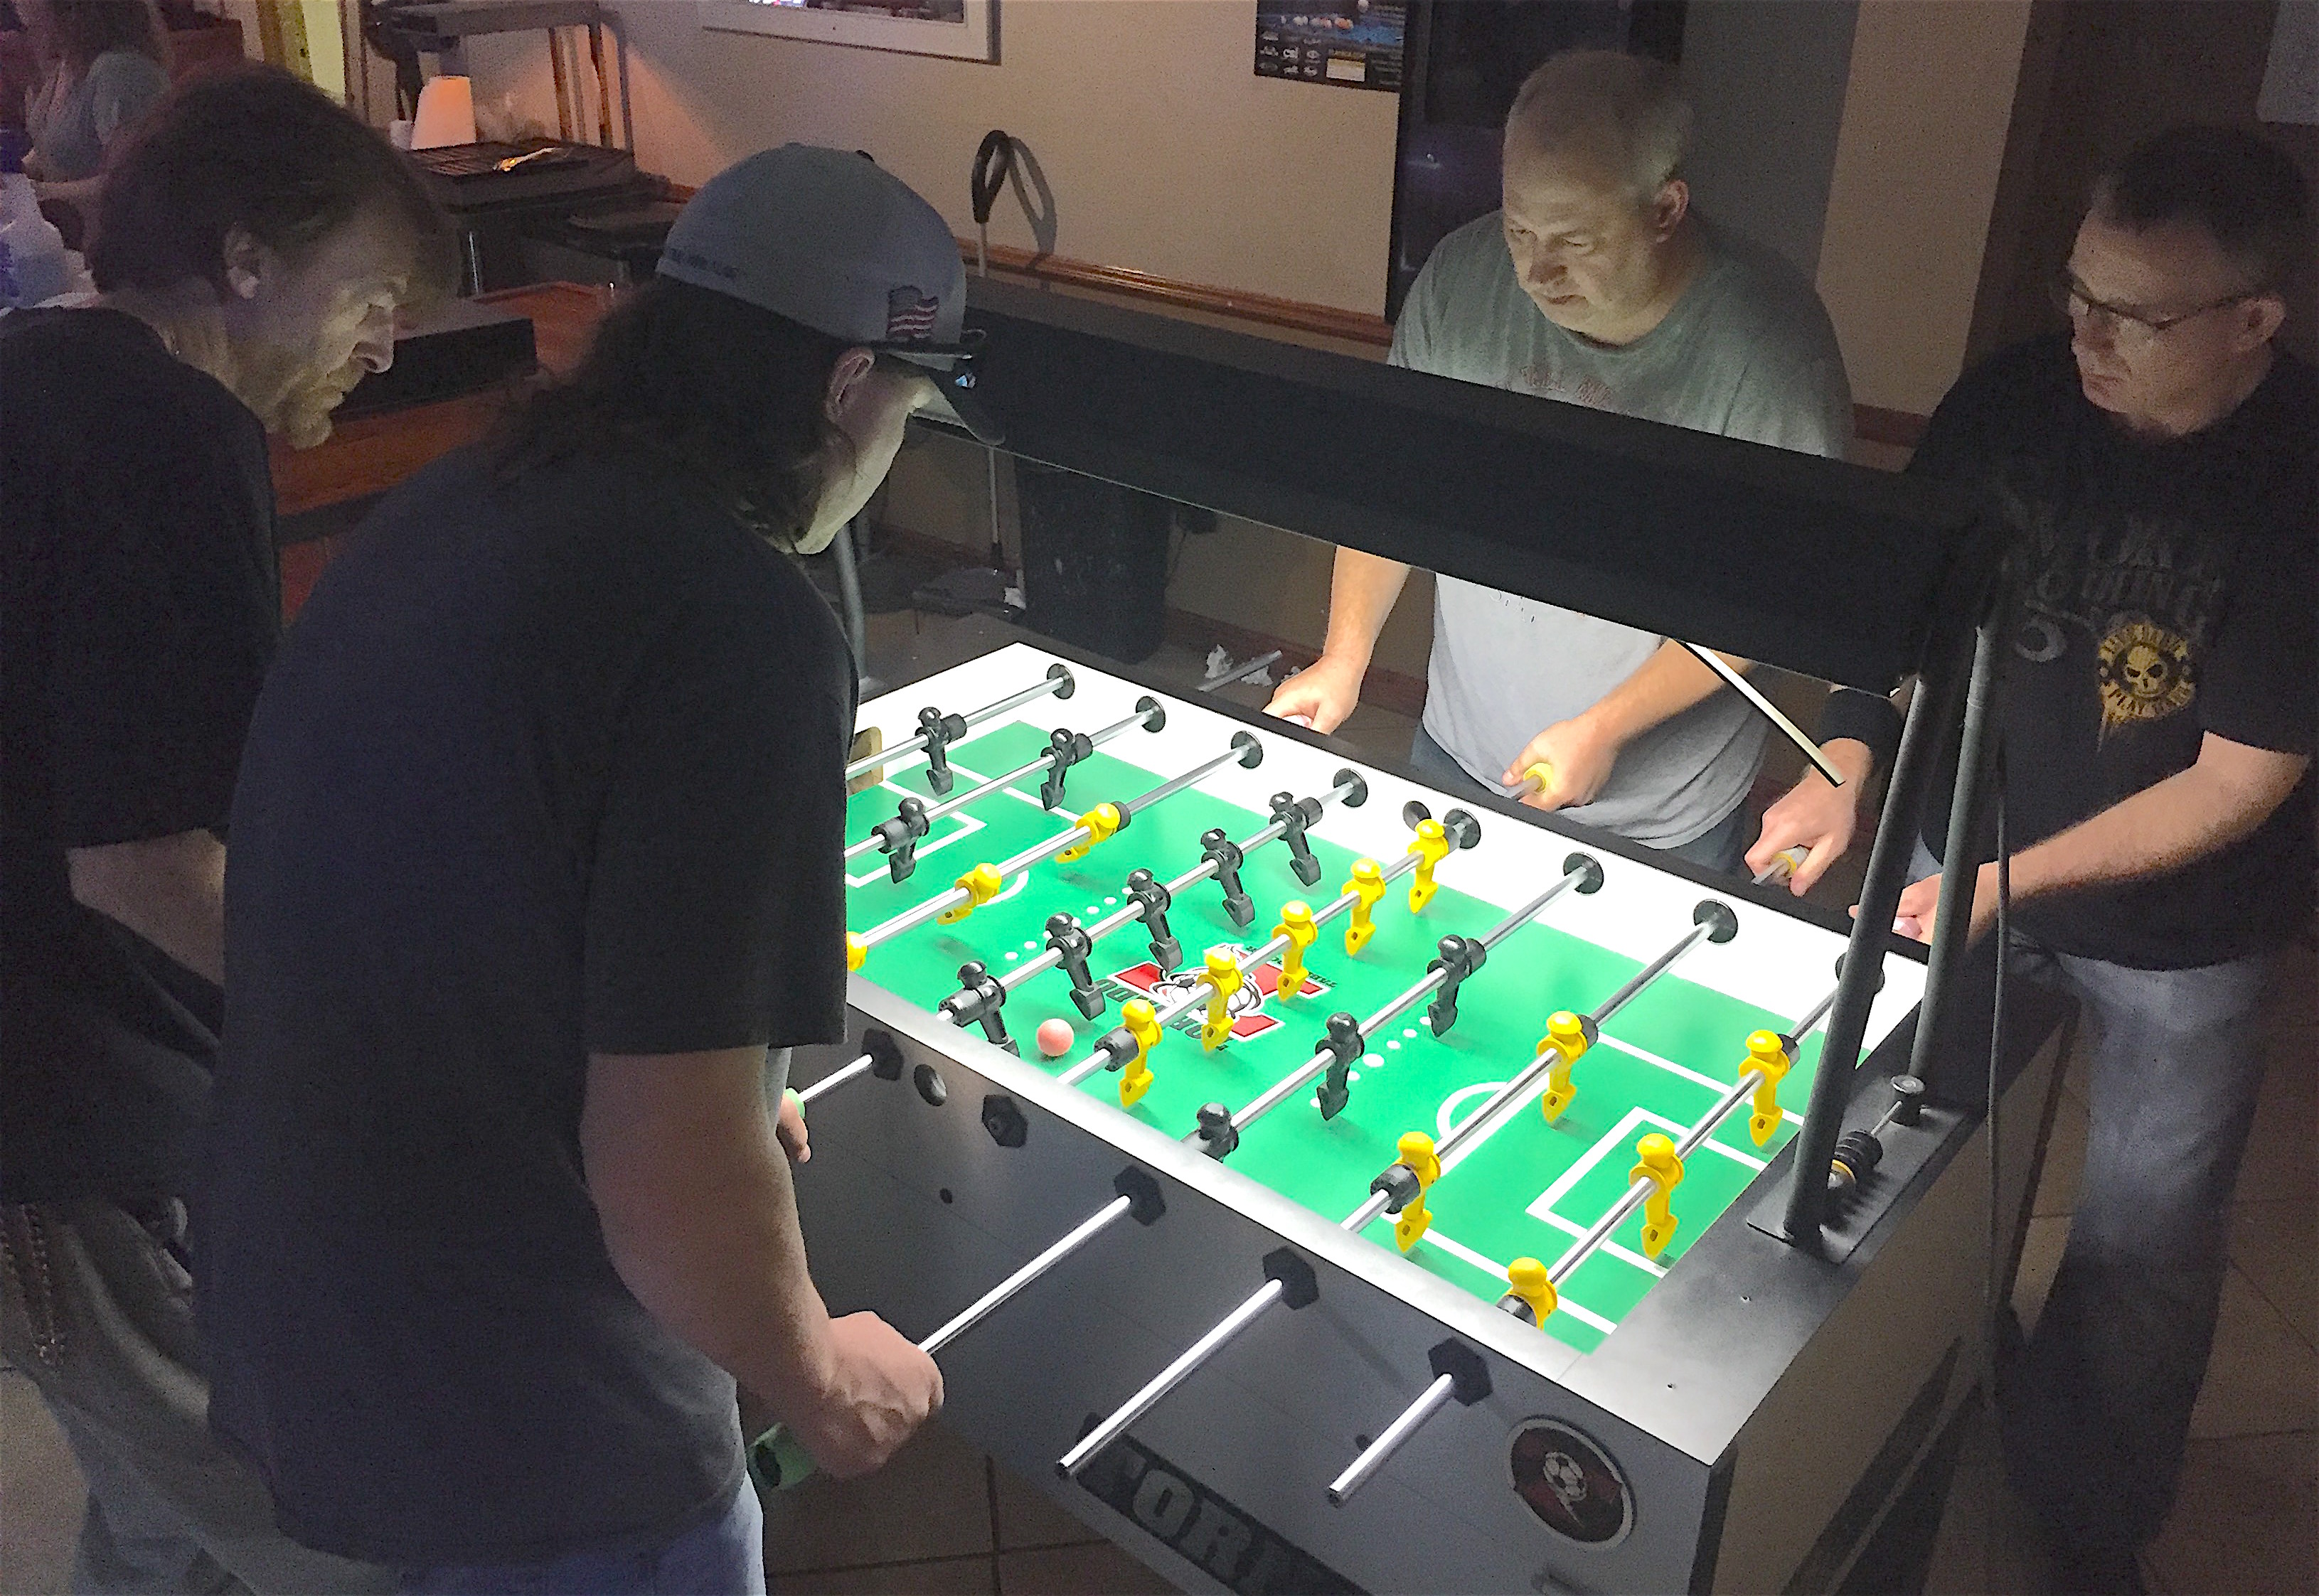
top-left (1905, 842), bottom-right (2280, 1553)
top-left (397, 1475), bottom-right (764, 1596)
top-left (0, 1199), bottom-right (393, 1596)
top-left (1407, 724), bottom-right (1750, 876)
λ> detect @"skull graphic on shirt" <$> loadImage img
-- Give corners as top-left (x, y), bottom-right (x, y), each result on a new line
top-left (2096, 616), bottom-right (2196, 736)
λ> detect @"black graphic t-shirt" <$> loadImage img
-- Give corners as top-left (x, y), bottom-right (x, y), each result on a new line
top-left (1913, 333), bottom-right (2315, 969)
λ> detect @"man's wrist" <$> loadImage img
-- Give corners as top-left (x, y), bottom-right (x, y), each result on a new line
top-left (1573, 700), bottom-right (1631, 752)
top-left (1818, 738), bottom-right (1875, 791)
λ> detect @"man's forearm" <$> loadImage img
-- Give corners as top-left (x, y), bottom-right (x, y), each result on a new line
top-left (2007, 754), bottom-right (2301, 904)
top-left (1318, 546), bottom-right (1413, 669)
top-left (1580, 641), bottom-right (1747, 746)
top-left (583, 1049), bottom-right (836, 1417)
top-left (66, 830), bottom-right (226, 985)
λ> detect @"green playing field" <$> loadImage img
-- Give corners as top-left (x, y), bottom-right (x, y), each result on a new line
top-left (846, 722), bottom-right (1833, 1354)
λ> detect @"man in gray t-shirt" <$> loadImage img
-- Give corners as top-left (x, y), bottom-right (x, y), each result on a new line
top-left (1268, 50), bottom-right (1850, 869)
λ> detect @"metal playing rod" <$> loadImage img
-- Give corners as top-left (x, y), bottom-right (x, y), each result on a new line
top-left (1058, 1274), bottom-right (1289, 1477)
top-left (757, 1172), bottom-right (1158, 1490)
top-left (1326, 968), bottom-right (1833, 1507)
top-left (1005, 773), bottom-right (1367, 999)
top-left (1547, 983), bottom-right (1841, 1288)
top-left (843, 665), bottom-right (1074, 782)
top-left (919, 1194), bottom-right (1134, 1358)
top-left (853, 736), bottom-right (1261, 953)
top-left (843, 705), bottom-right (1156, 862)
top-left (1336, 905), bottom-right (1730, 1241)
top-left (1062, 1140), bottom-right (1425, 1478)
top-left (796, 1051), bottom-right (873, 1105)
top-left (1067, 897), bottom-right (1690, 1486)
top-left (1053, 829), bottom-right (1415, 1088)
top-left (1217, 862), bottom-right (1596, 1143)
top-left (1114, 732), bottom-right (1261, 819)
top-left (1326, 1374), bottom-right (1455, 1504)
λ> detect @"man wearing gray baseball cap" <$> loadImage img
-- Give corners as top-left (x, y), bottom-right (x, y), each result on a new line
top-left (202, 146), bottom-right (962, 1595)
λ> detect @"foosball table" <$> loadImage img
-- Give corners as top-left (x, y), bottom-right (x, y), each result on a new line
top-left (776, 636), bottom-right (2072, 1595)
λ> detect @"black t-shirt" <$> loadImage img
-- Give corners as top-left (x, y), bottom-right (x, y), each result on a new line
top-left (1, 309), bottom-right (279, 1204)
top-left (198, 444), bottom-right (855, 1564)
top-left (1912, 333), bottom-right (2315, 969)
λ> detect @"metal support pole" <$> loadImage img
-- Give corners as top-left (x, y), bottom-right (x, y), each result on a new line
top-left (1781, 638), bottom-right (1975, 1242)
top-left (1908, 612), bottom-right (2005, 1089)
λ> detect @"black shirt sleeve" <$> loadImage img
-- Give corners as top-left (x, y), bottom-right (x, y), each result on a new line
top-left (2201, 514), bottom-right (2318, 758)
top-left (49, 402), bottom-right (279, 848)
top-left (582, 572), bottom-right (855, 1056)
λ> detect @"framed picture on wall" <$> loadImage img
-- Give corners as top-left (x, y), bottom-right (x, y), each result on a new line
top-left (699, 0), bottom-right (998, 64)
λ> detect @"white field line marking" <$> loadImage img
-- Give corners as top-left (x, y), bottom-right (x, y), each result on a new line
top-left (1592, 1033), bottom-right (1807, 1130)
top-left (1533, 1211), bottom-right (1668, 1278)
top-left (1436, 1082), bottom-right (1503, 1145)
top-left (1519, 1105), bottom-right (1769, 1280)
top-left (1410, 1225), bottom-right (1619, 1336)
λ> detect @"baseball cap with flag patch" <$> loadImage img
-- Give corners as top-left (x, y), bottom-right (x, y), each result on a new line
top-left (658, 143), bottom-right (1000, 444)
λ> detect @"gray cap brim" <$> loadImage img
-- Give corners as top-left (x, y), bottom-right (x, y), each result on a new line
top-left (894, 354), bottom-right (1004, 447)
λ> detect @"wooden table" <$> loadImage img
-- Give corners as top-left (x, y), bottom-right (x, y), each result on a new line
top-left (274, 281), bottom-right (612, 618)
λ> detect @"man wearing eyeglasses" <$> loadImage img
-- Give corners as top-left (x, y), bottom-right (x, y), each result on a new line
top-left (1750, 126), bottom-right (2311, 1592)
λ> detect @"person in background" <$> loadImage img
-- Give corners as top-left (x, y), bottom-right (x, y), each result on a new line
top-left (1749, 126), bottom-right (2311, 1595)
top-left (201, 145), bottom-right (990, 1596)
top-left (18, 0), bottom-right (169, 219)
top-left (1265, 48), bottom-right (1851, 872)
top-left (1, 65), bottom-right (445, 1596)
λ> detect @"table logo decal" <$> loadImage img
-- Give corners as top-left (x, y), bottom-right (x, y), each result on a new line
top-left (1103, 953), bottom-right (1333, 1043)
top-left (1508, 1419), bottom-right (1633, 1547)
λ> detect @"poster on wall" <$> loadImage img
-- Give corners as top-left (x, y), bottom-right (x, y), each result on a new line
top-left (1256, 1), bottom-right (1406, 91)
top-left (699, 0), bottom-right (999, 65)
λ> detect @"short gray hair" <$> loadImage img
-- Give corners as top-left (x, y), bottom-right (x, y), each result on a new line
top-left (1505, 50), bottom-right (1692, 201)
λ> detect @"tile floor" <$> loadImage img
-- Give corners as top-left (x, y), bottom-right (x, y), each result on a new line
top-left (4, 623), bottom-right (2310, 1595)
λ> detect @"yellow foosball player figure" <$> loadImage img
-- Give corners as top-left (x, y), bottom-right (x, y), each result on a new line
top-left (1630, 1133), bottom-right (1685, 1258)
top-left (1342, 858), bottom-right (1387, 954)
top-left (1115, 999), bottom-right (1164, 1108)
top-left (1274, 901), bottom-right (1317, 997)
top-left (1533, 1011), bottom-right (1592, 1123)
top-left (1198, 948), bottom-right (1243, 1050)
top-left (1405, 817), bottom-right (1452, 911)
top-left (1742, 1029), bottom-right (1792, 1146)
top-left (1503, 1257), bottom-right (1558, 1326)
top-left (1389, 1131), bottom-right (1443, 1251)
top-left (936, 861), bottom-right (1005, 925)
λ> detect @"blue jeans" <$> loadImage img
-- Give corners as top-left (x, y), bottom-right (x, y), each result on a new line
top-left (1907, 842), bottom-right (2278, 1553)
top-left (397, 1476), bottom-right (764, 1596)
top-left (1407, 724), bottom-right (1750, 876)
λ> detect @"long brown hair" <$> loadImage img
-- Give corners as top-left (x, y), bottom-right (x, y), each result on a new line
top-left (92, 66), bottom-right (454, 301)
top-left (495, 278), bottom-right (852, 552)
top-left (46, 0), bottom-right (169, 73)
